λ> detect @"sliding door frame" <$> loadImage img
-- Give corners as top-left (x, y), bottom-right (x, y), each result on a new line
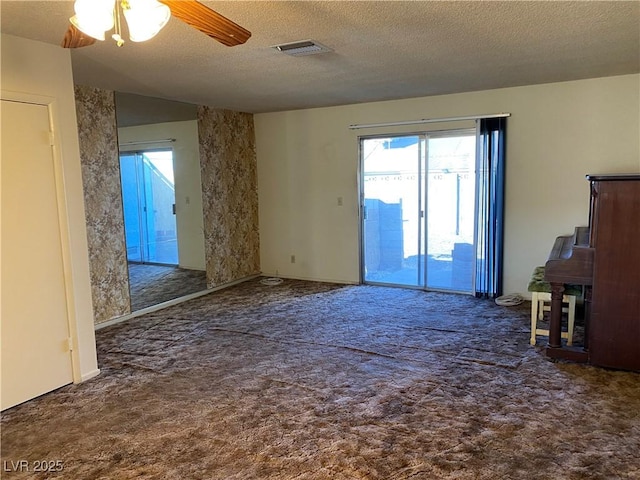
top-left (119, 147), bottom-right (178, 266)
top-left (358, 132), bottom-right (425, 289)
top-left (358, 127), bottom-right (478, 294)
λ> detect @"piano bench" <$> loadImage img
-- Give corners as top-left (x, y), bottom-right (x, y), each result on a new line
top-left (528, 266), bottom-right (582, 347)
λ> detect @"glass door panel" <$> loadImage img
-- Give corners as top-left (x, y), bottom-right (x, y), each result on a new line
top-left (119, 149), bottom-right (178, 265)
top-left (120, 152), bottom-right (144, 262)
top-left (425, 133), bottom-right (476, 292)
top-left (361, 130), bottom-right (476, 293)
top-left (142, 151), bottom-right (178, 264)
top-left (362, 136), bottom-right (424, 287)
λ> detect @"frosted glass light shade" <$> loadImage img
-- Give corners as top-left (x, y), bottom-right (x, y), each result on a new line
top-left (70, 0), bottom-right (115, 41)
top-left (123, 0), bottom-right (171, 42)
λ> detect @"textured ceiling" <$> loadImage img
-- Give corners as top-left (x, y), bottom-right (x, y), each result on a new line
top-left (1, 1), bottom-right (639, 114)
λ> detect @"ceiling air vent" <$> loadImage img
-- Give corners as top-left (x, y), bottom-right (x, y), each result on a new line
top-left (272, 40), bottom-right (333, 57)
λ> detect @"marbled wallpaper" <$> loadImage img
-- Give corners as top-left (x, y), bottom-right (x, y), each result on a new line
top-left (74, 91), bottom-right (258, 322)
top-left (197, 107), bottom-right (260, 287)
top-left (74, 85), bottom-right (131, 323)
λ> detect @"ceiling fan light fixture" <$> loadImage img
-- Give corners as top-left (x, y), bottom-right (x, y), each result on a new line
top-left (69, 0), bottom-right (116, 41)
top-left (63, 0), bottom-right (251, 49)
top-left (122, 0), bottom-right (171, 42)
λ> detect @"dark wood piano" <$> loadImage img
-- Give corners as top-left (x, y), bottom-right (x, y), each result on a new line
top-left (544, 174), bottom-right (640, 372)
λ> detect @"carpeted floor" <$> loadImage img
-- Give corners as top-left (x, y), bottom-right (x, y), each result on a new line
top-left (1, 278), bottom-right (639, 479)
top-left (128, 264), bottom-right (208, 312)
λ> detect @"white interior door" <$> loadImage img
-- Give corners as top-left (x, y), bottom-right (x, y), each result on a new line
top-left (1, 99), bottom-right (74, 411)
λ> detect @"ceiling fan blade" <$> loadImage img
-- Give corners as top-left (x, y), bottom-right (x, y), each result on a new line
top-left (61, 24), bottom-right (97, 49)
top-left (159, 0), bottom-right (251, 47)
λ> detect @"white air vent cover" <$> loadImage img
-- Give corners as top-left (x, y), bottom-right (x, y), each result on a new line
top-left (272, 40), bottom-right (333, 57)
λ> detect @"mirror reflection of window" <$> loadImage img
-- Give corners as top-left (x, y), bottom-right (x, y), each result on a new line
top-left (119, 149), bottom-right (178, 265)
top-left (115, 93), bottom-right (207, 312)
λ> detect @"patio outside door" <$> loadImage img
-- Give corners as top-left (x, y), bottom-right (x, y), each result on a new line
top-left (120, 149), bottom-right (178, 265)
top-left (361, 130), bottom-right (476, 292)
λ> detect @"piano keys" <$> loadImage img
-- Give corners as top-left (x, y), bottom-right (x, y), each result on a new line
top-left (544, 226), bottom-right (593, 354)
top-left (544, 226), bottom-right (593, 285)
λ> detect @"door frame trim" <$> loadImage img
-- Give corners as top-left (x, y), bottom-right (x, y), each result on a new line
top-left (2, 90), bottom-right (83, 383)
top-left (358, 128), bottom-right (478, 293)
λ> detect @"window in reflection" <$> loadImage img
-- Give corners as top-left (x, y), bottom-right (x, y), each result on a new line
top-left (120, 149), bottom-right (178, 265)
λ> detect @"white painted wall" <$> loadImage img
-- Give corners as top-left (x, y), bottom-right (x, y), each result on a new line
top-left (1, 34), bottom-right (100, 381)
top-left (255, 74), bottom-right (640, 296)
top-left (118, 121), bottom-right (206, 271)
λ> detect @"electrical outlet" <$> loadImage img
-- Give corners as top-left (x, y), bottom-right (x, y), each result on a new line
top-left (290, 255), bottom-right (296, 264)
top-left (337, 196), bottom-right (343, 206)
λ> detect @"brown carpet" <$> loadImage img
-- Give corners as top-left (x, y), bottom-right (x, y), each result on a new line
top-left (127, 264), bottom-right (208, 312)
top-left (2, 278), bottom-right (639, 479)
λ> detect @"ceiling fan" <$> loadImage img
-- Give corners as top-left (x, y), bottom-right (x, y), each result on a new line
top-left (62, 0), bottom-right (251, 49)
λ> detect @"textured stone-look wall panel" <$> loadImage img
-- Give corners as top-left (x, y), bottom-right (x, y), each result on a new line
top-left (197, 107), bottom-right (260, 287)
top-left (74, 85), bottom-right (130, 323)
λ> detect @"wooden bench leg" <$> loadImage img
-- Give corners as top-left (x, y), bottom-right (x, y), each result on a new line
top-left (530, 292), bottom-right (539, 345)
top-left (567, 295), bottom-right (576, 346)
top-left (548, 283), bottom-right (564, 348)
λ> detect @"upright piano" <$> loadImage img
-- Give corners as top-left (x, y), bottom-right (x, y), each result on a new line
top-left (543, 174), bottom-right (640, 372)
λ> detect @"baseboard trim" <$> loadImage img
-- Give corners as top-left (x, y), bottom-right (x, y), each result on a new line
top-left (95, 274), bottom-right (261, 331)
top-left (260, 273), bottom-right (358, 285)
top-left (79, 369), bottom-right (101, 383)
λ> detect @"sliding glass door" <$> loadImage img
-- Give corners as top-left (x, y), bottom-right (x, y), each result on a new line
top-left (362, 135), bottom-right (425, 287)
top-left (119, 149), bottom-right (178, 265)
top-left (361, 130), bottom-right (476, 292)
top-left (424, 133), bottom-right (476, 291)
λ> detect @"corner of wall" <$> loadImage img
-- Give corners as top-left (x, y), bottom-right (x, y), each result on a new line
top-left (74, 85), bottom-right (131, 324)
top-left (197, 106), bottom-right (261, 287)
